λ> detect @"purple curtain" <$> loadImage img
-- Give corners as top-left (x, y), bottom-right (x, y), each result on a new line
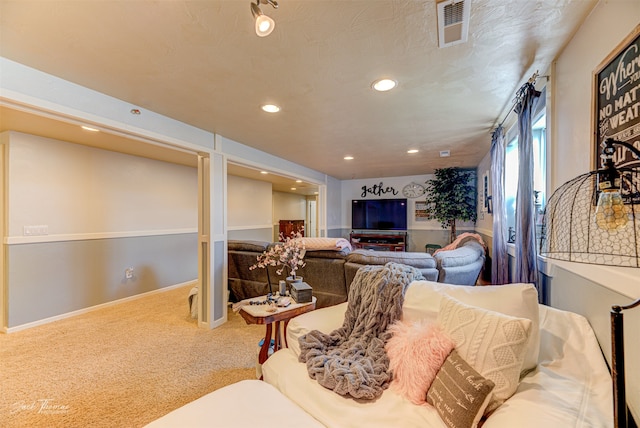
top-left (490, 126), bottom-right (509, 284)
top-left (514, 83), bottom-right (540, 285)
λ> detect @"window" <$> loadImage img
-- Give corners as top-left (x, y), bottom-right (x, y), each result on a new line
top-left (504, 91), bottom-right (547, 244)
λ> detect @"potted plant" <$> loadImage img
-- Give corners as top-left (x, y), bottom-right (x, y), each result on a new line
top-left (249, 230), bottom-right (306, 294)
top-left (425, 167), bottom-right (477, 243)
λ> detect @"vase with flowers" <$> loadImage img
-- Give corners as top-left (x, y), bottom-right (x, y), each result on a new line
top-left (249, 230), bottom-right (306, 296)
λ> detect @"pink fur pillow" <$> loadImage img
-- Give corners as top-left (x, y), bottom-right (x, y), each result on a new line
top-left (386, 320), bottom-right (455, 405)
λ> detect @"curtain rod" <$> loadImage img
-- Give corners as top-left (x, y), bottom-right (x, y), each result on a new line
top-left (495, 71), bottom-right (547, 130)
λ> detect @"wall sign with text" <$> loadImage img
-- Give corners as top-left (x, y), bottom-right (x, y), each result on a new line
top-left (593, 25), bottom-right (640, 170)
top-left (360, 182), bottom-right (398, 198)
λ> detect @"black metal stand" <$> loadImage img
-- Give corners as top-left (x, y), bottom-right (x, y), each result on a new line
top-left (612, 298), bottom-right (640, 428)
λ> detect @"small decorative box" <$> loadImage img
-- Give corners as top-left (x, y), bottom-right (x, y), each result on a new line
top-left (290, 281), bottom-right (313, 303)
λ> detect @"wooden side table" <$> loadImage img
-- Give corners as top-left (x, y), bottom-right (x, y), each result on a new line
top-left (239, 296), bottom-right (316, 366)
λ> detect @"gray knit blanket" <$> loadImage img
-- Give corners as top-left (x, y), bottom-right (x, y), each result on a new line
top-left (297, 262), bottom-right (425, 400)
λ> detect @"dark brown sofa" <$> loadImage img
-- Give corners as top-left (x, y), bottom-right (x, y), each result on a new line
top-left (227, 240), bottom-right (272, 302)
top-left (268, 249), bottom-right (351, 309)
top-left (227, 240), bottom-right (440, 308)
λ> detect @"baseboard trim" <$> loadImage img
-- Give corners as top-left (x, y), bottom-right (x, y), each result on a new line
top-left (3, 280), bottom-right (198, 334)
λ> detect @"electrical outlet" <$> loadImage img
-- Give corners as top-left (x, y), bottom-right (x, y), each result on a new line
top-left (125, 268), bottom-right (134, 279)
top-left (23, 225), bottom-right (49, 236)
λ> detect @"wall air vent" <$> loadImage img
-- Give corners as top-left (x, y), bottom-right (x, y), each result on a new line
top-left (437, 0), bottom-right (471, 48)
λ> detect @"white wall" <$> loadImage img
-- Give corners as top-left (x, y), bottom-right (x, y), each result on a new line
top-left (0, 58), bottom-right (213, 151)
top-left (226, 176), bottom-right (309, 242)
top-left (0, 134), bottom-right (6, 328)
top-left (326, 175), bottom-right (342, 235)
top-left (475, 151), bottom-right (493, 237)
top-left (218, 135), bottom-right (328, 186)
top-left (6, 131), bottom-right (197, 240)
top-left (548, 2), bottom-right (640, 421)
top-left (272, 191), bottom-right (307, 240)
top-left (340, 173), bottom-right (477, 232)
top-left (339, 173), bottom-right (481, 251)
top-left (218, 134), bottom-right (334, 239)
top-left (227, 175), bottom-right (272, 230)
top-left (342, 174), bottom-right (431, 230)
top-left (272, 191), bottom-right (306, 223)
top-left (4, 131), bottom-right (199, 328)
top-left (552, 1), bottom-right (640, 192)
top-left (1, 58), bottom-right (339, 330)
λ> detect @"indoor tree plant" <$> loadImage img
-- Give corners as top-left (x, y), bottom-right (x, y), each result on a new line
top-left (425, 167), bottom-right (477, 243)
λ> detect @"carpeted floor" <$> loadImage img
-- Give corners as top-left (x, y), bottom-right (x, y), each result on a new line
top-left (0, 285), bottom-right (264, 428)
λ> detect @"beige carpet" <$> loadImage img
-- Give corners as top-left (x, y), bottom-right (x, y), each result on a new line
top-left (0, 285), bottom-right (264, 428)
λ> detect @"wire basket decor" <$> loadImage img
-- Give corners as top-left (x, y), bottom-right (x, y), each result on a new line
top-left (539, 168), bottom-right (640, 267)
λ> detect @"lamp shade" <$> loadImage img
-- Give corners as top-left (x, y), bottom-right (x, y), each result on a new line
top-left (539, 169), bottom-right (640, 267)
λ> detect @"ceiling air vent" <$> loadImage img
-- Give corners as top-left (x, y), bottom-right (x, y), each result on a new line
top-left (437, 0), bottom-right (471, 48)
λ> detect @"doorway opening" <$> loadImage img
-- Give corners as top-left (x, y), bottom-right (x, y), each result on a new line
top-left (0, 104), bottom-right (218, 330)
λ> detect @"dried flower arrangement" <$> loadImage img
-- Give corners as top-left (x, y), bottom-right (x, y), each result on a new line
top-left (249, 230), bottom-right (306, 279)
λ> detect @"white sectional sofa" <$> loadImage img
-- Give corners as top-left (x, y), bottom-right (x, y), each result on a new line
top-left (145, 379), bottom-right (324, 428)
top-left (148, 281), bottom-right (613, 427)
top-left (262, 281), bottom-right (613, 427)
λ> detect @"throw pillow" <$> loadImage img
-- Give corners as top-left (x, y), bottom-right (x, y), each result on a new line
top-left (427, 349), bottom-right (495, 428)
top-left (386, 320), bottom-right (455, 405)
top-left (297, 237), bottom-right (353, 251)
top-left (403, 280), bottom-right (540, 374)
top-left (437, 295), bottom-right (532, 413)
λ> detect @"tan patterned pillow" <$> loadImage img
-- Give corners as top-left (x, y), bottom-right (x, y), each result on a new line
top-left (427, 349), bottom-right (495, 428)
top-left (437, 295), bottom-right (532, 413)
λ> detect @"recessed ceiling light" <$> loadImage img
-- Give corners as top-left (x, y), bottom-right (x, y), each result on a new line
top-left (260, 171), bottom-right (268, 175)
top-left (372, 78), bottom-right (397, 92)
top-left (81, 125), bottom-right (100, 132)
top-left (407, 149), bottom-right (419, 154)
top-left (344, 156), bottom-right (354, 160)
top-left (261, 104), bottom-right (280, 113)
top-left (291, 187), bottom-right (297, 191)
top-left (295, 180), bottom-right (302, 183)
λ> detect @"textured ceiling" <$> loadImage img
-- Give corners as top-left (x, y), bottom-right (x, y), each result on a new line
top-left (0, 0), bottom-right (596, 180)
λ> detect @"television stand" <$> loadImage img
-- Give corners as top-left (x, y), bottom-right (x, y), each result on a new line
top-left (350, 231), bottom-right (407, 252)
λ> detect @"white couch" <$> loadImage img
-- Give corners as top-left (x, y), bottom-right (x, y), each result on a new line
top-left (262, 281), bottom-right (613, 427)
top-left (145, 379), bottom-right (324, 428)
top-left (148, 281), bottom-right (613, 427)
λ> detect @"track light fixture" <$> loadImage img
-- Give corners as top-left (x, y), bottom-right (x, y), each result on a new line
top-left (251, 0), bottom-right (279, 37)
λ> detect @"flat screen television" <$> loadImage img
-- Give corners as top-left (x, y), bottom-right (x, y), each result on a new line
top-left (351, 198), bottom-right (408, 230)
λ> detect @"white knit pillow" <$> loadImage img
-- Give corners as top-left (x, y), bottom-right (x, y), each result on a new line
top-left (403, 281), bottom-right (540, 374)
top-left (437, 295), bottom-right (532, 414)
